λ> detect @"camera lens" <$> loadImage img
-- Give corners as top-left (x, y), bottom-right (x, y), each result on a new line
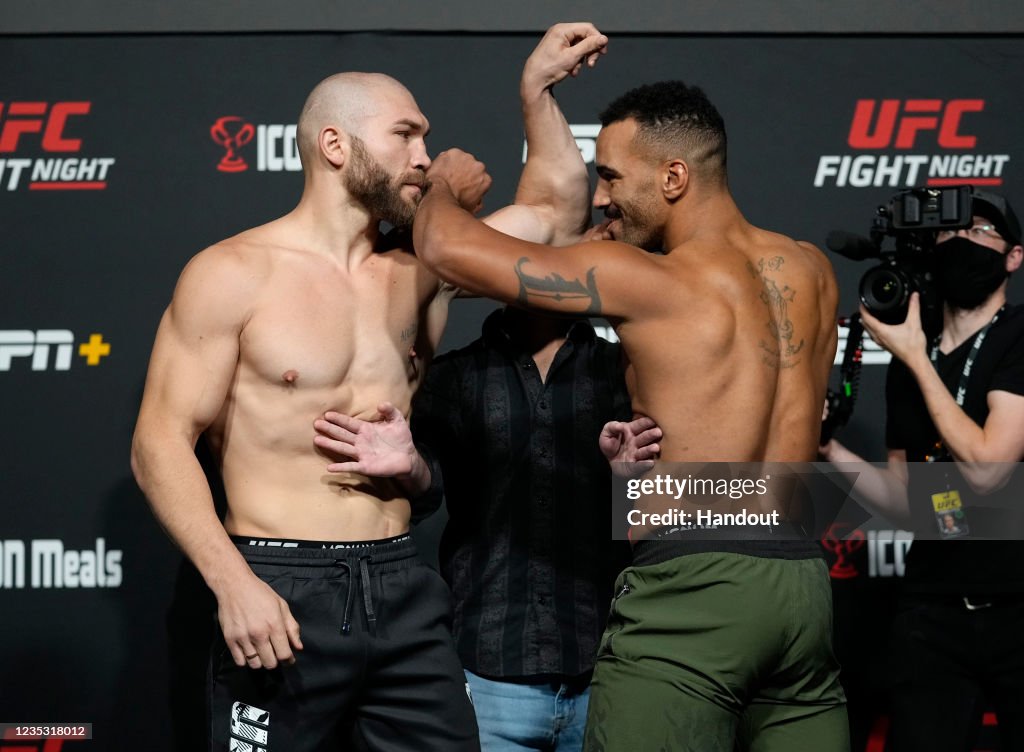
top-left (860, 264), bottom-right (910, 323)
top-left (870, 273), bottom-right (901, 305)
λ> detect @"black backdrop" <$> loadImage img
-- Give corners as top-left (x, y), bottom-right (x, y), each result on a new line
top-left (1, 33), bottom-right (1022, 750)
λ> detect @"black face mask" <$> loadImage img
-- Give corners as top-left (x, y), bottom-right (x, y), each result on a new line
top-left (935, 236), bottom-right (1009, 311)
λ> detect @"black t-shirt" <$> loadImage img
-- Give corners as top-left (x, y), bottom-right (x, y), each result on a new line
top-left (885, 303), bottom-right (1024, 594)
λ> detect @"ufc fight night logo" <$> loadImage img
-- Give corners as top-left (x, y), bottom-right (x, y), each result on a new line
top-left (0, 101), bottom-right (116, 191)
top-left (814, 99), bottom-right (1009, 188)
top-left (210, 116), bottom-right (301, 173)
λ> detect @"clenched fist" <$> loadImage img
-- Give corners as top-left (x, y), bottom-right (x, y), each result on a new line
top-left (426, 149), bottom-right (492, 215)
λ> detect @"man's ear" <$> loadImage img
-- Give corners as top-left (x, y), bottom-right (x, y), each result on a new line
top-left (1007, 244), bottom-right (1023, 274)
top-left (662, 159), bottom-right (689, 201)
top-left (320, 126), bottom-right (348, 169)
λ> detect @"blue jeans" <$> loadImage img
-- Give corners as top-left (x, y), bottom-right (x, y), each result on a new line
top-left (465, 670), bottom-right (590, 752)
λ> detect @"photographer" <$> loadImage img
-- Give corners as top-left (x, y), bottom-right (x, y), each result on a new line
top-left (821, 190), bottom-right (1024, 751)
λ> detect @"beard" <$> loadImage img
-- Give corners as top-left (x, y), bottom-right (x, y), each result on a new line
top-left (616, 215), bottom-right (660, 250)
top-left (608, 184), bottom-right (662, 250)
top-left (345, 137), bottom-right (425, 229)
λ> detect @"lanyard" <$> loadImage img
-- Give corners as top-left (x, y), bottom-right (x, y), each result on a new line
top-left (929, 305), bottom-right (1005, 407)
top-left (924, 305), bottom-right (1004, 463)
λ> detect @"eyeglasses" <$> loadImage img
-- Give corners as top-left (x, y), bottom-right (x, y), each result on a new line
top-left (936, 224), bottom-right (1004, 242)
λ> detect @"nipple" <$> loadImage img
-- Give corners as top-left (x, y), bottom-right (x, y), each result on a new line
top-left (282, 369), bottom-right (299, 384)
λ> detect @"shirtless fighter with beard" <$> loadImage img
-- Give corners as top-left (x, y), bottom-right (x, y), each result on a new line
top-left (131, 23), bottom-right (607, 752)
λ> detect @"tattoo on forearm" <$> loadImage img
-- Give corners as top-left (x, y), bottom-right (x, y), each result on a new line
top-left (748, 257), bottom-right (805, 369)
top-left (514, 257), bottom-right (602, 315)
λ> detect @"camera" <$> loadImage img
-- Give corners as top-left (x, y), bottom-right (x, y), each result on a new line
top-left (827, 185), bottom-right (972, 326)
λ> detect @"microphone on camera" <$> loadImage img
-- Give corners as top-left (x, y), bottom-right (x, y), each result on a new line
top-left (825, 231), bottom-right (878, 261)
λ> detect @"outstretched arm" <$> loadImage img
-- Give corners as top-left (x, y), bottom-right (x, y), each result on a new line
top-left (417, 150), bottom-right (662, 321)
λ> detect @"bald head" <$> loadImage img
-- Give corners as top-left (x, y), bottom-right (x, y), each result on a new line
top-left (296, 72), bottom-right (414, 167)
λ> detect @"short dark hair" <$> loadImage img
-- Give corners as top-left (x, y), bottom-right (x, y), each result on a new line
top-left (600, 81), bottom-right (727, 183)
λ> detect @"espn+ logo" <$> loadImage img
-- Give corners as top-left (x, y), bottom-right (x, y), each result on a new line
top-left (0, 331), bottom-right (111, 372)
top-left (0, 101), bottom-right (115, 191)
top-left (814, 98), bottom-right (1008, 188)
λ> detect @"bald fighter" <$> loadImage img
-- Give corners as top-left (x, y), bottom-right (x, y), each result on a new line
top-left (412, 81), bottom-right (848, 750)
top-left (131, 24), bottom-right (608, 752)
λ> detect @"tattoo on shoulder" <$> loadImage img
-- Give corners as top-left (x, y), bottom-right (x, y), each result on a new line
top-left (750, 256), bottom-right (805, 369)
top-left (514, 257), bottom-right (602, 315)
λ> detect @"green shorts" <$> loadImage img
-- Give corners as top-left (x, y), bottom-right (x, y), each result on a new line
top-left (583, 552), bottom-right (848, 752)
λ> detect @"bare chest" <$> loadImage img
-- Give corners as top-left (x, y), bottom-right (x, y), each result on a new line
top-left (239, 261), bottom-right (428, 394)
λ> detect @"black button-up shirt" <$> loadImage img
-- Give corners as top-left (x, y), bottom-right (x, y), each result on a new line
top-left (411, 310), bottom-right (632, 678)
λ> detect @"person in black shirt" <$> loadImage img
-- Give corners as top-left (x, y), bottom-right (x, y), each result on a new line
top-left (820, 189), bottom-right (1024, 751)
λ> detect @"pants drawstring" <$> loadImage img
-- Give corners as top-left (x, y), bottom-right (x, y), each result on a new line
top-left (359, 555), bottom-right (377, 636)
top-left (335, 556), bottom-right (376, 636)
top-left (334, 560), bottom-right (355, 635)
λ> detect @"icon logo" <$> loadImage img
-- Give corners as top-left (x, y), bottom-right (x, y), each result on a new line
top-left (867, 529), bottom-right (912, 578)
top-left (821, 523), bottom-right (866, 579)
top-left (211, 116), bottom-right (256, 173)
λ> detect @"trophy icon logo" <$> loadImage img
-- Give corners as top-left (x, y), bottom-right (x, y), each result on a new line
top-left (820, 523), bottom-right (866, 579)
top-left (210, 116), bottom-right (256, 173)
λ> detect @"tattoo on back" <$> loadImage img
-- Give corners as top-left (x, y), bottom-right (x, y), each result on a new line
top-left (515, 257), bottom-right (602, 315)
top-left (748, 257), bottom-right (805, 369)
